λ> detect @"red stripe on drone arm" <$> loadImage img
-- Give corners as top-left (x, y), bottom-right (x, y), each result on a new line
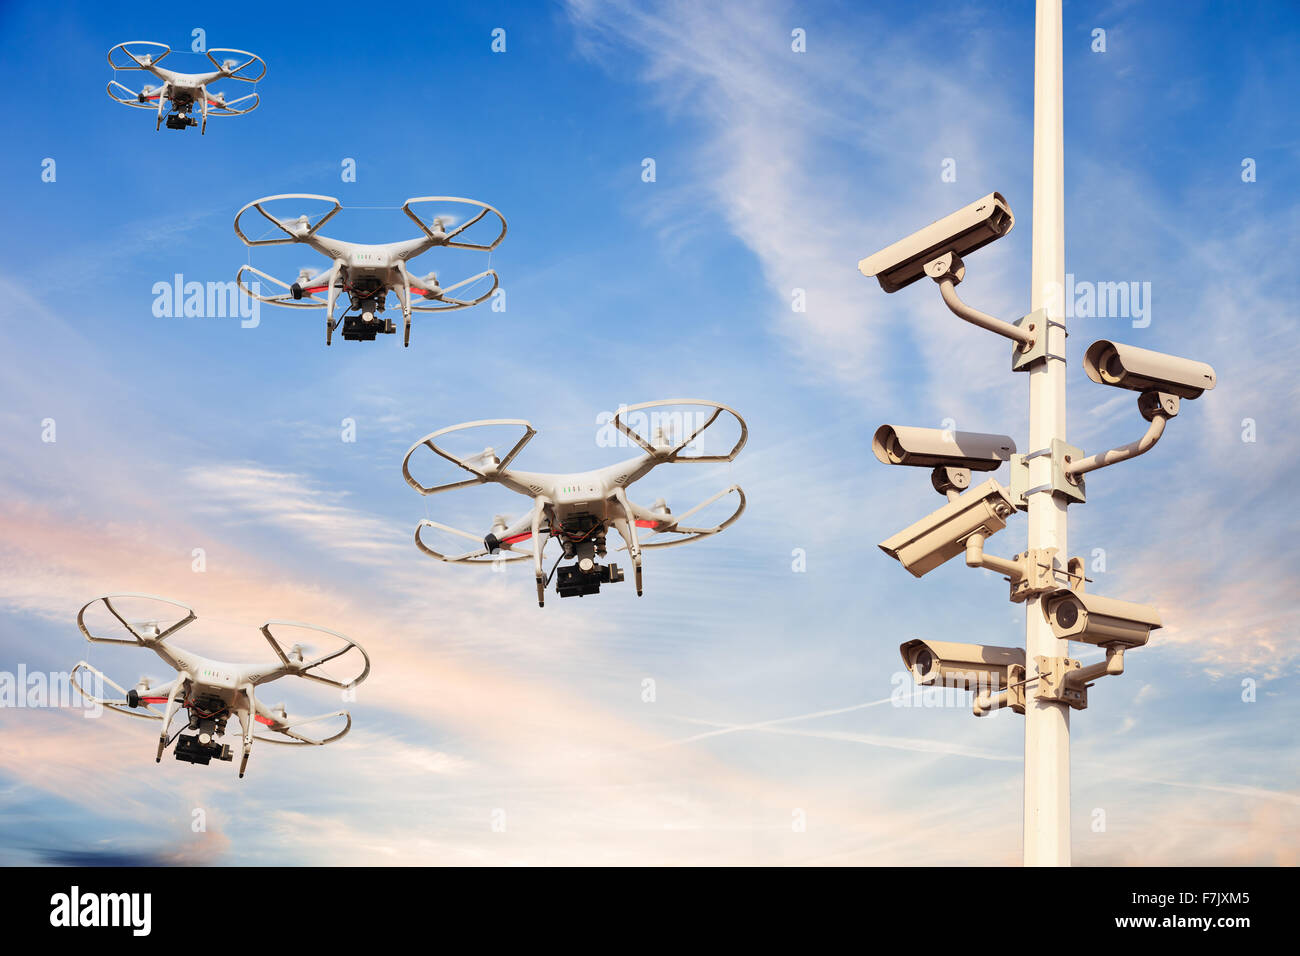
top-left (634, 520), bottom-right (661, 529)
top-left (141, 696), bottom-right (169, 703)
top-left (501, 532), bottom-right (533, 545)
top-left (255, 714), bottom-right (275, 726)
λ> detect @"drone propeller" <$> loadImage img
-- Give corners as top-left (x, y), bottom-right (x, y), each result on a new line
top-left (402, 419), bottom-right (537, 495)
top-left (402, 197), bottom-right (507, 250)
top-left (236, 265), bottom-right (331, 309)
top-left (253, 706), bottom-right (353, 746)
top-left (613, 399), bottom-right (749, 463)
top-left (625, 485), bottom-right (747, 551)
top-left (462, 446), bottom-right (502, 471)
top-left (233, 194), bottom-right (343, 248)
top-left (107, 41), bottom-right (172, 71)
top-left (205, 48), bottom-right (267, 83)
top-left (70, 662), bottom-right (169, 721)
top-left (78, 594), bottom-right (197, 646)
top-left (106, 80), bottom-right (163, 110)
top-left (406, 269), bottom-right (500, 312)
top-left (415, 518), bottom-right (533, 564)
top-left (259, 621), bottom-right (371, 689)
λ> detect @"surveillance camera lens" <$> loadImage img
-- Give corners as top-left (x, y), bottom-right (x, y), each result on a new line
top-left (1054, 599), bottom-right (1078, 629)
top-left (913, 648), bottom-right (934, 678)
top-left (1101, 351), bottom-right (1125, 384)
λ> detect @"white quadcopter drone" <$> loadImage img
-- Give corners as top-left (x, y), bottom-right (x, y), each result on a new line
top-left (234, 194), bottom-right (506, 346)
top-left (402, 400), bottom-right (747, 607)
top-left (70, 594), bottom-right (370, 778)
top-left (107, 41), bottom-right (264, 133)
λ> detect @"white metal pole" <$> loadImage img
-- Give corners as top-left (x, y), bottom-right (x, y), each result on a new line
top-left (1024, 0), bottom-right (1071, 866)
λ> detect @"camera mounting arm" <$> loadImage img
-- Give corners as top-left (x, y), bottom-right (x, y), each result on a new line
top-left (925, 253), bottom-right (1034, 347)
top-left (1064, 391), bottom-right (1177, 478)
top-left (964, 532), bottom-right (1025, 581)
top-left (1067, 644), bottom-right (1126, 685)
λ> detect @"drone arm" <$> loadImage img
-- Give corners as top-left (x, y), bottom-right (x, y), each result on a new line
top-left (106, 79), bottom-right (161, 109)
top-left (78, 594), bottom-right (198, 646)
top-left (260, 621), bottom-right (371, 689)
top-left (612, 400), bottom-right (749, 463)
top-left (107, 41), bottom-right (171, 70)
top-left (69, 663), bottom-right (170, 720)
top-left (236, 265), bottom-right (330, 309)
top-left (405, 269), bottom-right (500, 313)
top-left (206, 48), bottom-right (267, 82)
top-left (254, 707), bottom-right (352, 746)
top-left (233, 195), bottom-right (343, 247)
top-left (401, 420), bottom-right (536, 495)
top-left (414, 520), bottom-right (532, 563)
top-left (634, 485), bottom-right (747, 550)
top-left (207, 90), bottom-right (259, 114)
top-left (401, 197), bottom-right (507, 250)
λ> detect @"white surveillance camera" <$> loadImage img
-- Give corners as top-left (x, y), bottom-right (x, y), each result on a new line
top-left (1082, 340), bottom-right (1217, 400)
top-left (879, 477), bottom-right (1016, 577)
top-left (858, 192), bottom-right (1015, 294)
top-left (1040, 588), bottom-right (1162, 648)
top-left (899, 638), bottom-right (1025, 689)
top-left (872, 425), bottom-right (1016, 471)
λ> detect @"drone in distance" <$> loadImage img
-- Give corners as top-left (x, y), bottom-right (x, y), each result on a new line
top-left (70, 594), bottom-right (370, 778)
top-left (402, 400), bottom-right (747, 607)
top-left (107, 41), bottom-right (264, 133)
top-left (235, 194), bottom-right (506, 346)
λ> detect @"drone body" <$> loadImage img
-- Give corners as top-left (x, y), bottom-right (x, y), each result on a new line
top-left (235, 195), bottom-right (506, 346)
top-left (403, 400), bottom-right (747, 606)
top-left (107, 42), bottom-right (264, 133)
top-left (71, 595), bottom-right (369, 778)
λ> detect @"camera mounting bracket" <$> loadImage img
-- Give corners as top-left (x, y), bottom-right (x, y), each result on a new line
top-left (1007, 547), bottom-right (1069, 603)
top-left (930, 465), bottom-right (971, 499)
top-left (1033, 655), bottom-right (1088, 709)
top-left (1011, 440), bottom-right (1087, 507)
top-left (971, 661), bottom-right (1030, 717)
top-left (1034, 645), bottom-right (1127, 710)
top-left (1010, 309), bottom-right (1059, 371)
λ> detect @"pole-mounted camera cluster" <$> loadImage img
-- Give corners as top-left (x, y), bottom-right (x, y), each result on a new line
top-left (858, 195), bottom-right (1215, 722)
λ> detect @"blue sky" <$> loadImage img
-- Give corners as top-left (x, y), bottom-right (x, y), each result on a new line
top-left (0, 0), bottom-right (1296, 865)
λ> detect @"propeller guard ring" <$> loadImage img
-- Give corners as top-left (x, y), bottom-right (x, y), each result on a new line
top-left (613, 399), bottom-right (748, 462)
